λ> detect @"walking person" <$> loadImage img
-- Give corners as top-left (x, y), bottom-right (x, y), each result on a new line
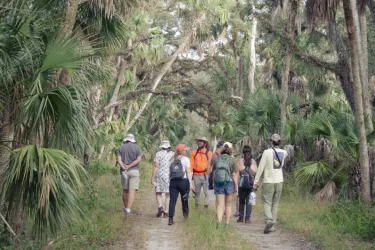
top-left (213, 142), bottom-right (238, 228)
top-left (207, 141), bottom-right (224, 207)
top-left (190, 137), bottom-right (212, 208)
top-left (237, 145), bottom-right (257, 223)
top-left (117, 134), bottom-right (143, 215)
top-left (168, 144), bottom-right (194, 225)
top-left (151, 140), bottom-right (174, 217)
top-left (253, 134), bottom-right (288, 234)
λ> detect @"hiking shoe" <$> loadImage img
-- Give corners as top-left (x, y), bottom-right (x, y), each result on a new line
top-left (157, 206), bottom-right (164, 217)
top-left (168, 217), bottom-right (174, 225)
top-left (237, 217), bottom-right (244, 223)
top-left (269, 225), bottom-right (276, 232)
top-left (264, 222), bottom-right (274, 234)
top-left (164, 212), bottom-right (168, 218)
top-left (183, 212), bottom-right (189, 219)
top-left (233, 212), bottom-right (239, 217)
top-left (204, 205), bottom-right (209, 209)
top-left (245, 218), bottom-right (250, 223)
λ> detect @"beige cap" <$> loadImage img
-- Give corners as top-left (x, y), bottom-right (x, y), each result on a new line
top-left (270, 134), bottom-right (281, 142)
top-left (195, 137), bottom-right (209, 143)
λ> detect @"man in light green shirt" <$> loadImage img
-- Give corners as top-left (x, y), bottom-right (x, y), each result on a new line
top-left (253, 134), bottom-right (288, 234)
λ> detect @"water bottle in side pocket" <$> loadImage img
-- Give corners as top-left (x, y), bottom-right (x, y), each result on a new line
top-left (249, 190), bottom-right (256, 205)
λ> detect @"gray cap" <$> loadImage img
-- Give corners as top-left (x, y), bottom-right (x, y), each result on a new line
top-left (270, 134), bottom-right (281, 142)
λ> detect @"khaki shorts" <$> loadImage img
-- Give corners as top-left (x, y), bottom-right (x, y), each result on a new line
top-left (121, 170), bottom-right (140, 190)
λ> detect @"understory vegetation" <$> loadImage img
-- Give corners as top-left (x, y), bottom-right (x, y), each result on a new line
top-left (1, 0), bottom-right (375, 248)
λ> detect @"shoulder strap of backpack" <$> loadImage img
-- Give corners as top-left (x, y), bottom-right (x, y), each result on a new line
top-left (272, 148), bottom-right (282, 165)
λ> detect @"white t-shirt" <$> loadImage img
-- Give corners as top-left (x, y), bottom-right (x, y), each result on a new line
top-left (169, 155), bottom-right (190, 179)
top-left (254, 148), bottom-right (288, 184)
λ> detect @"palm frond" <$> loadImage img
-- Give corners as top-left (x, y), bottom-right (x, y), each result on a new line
top-left (1, 145), bottom-right (88, 240)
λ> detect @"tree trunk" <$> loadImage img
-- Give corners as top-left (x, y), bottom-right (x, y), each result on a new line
top-left (359, 11), bottom-right (373, 132)
top-left (281, 0), bottom-right (297, 129)
top-left (108, 59), bottom-right (126, 121)
top-left (343, 0), bottom-right (371, 202)
top-left (0, 106), bottom-right (14, 182)
top-left (235, 55), bottom-right (241, 96)
top-left (124, 14), bottom-right (206, 134)
top-left (280, 53), bottom-right (291, 128)
top-left (125, 101), bottom-right (134, 130)
top-left (248, 17), bottom-right (257, 94)
top-left (239, 57), bottom-right (244, 97)
top-left (59, 0), bottom-right (79, 86)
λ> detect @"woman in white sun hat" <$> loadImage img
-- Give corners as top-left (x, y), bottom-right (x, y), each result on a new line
top-left (151, 140), bottom-right (174, 217)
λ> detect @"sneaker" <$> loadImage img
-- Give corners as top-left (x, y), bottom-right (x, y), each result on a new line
top-left (269, 225), bottom-right (276, 232)
top-left (168, 217), bottom-right (174, 225)
top-left (183, 212), bottom-right (189, 219)
top-left (264, 222), bottom-right (274, 234)
top-left (157, 206), bottom-right (164, 217)
top-left (245, 218), bottom-right (250, 223)
top-left (233, 212), bottom-right (240, 217)
top-left (237, 217), bottom-right (244, 223)
top-left (123, 208), bottom-right (130, 215)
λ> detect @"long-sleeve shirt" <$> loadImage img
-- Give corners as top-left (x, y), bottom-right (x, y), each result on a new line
top-left (254, 148), bottom-right (288, 184)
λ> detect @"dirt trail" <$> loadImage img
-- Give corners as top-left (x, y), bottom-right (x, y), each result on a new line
top-left (108, 183), bottom-right (183, 250)
top-left (111, 185), bottom-right (318, 250)
top-left (229, 196), bottom-right (320, 250)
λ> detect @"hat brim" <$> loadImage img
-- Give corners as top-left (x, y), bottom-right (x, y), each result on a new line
top-left (123, 138), bottom-right (136, 143)
top-left (159, 145), bottom-right (171, 148)
top-left (195, 138), bottom-right (208, 143)
top-left (181, 147), bottom-right (190, 151)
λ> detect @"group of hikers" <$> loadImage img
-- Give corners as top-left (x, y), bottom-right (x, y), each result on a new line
top-left (117, 133), bottom-right (288, 234)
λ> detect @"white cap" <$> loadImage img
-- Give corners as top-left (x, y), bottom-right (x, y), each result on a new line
top-left (123, 134), bottom-right (136, 143)
top-left (159, 140), bottom-right (171, 149)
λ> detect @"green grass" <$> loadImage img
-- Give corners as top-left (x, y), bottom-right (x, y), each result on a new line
top-left (275, 185), bottom-right (375, 250)
top-left (46, 161), bottom-right (147, 249)
top-left (181, 204), bottom-right (255, 249)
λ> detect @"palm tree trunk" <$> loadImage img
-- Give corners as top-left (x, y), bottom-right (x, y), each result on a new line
top-left (235, 55), bottom-right (241, 96)
top-left (124, 14), bottom-right (206, 134)
top-left (0, 106), bottom-right (14, 181)
top-left (248, 17), bottom-right (257, 94)
top-left (343, 0), bottom-right (371, 202)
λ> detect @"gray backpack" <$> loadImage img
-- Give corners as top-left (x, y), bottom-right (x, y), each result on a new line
top-left (170, 159), bottom-right (185, 180)
top-left (214, 156), bottom-right (232, 186)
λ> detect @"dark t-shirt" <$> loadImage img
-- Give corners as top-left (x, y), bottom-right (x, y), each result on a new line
top-left (117, 143), bottom-right (143, 172)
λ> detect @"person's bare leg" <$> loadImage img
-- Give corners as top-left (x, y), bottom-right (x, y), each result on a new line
top-left (225, 194), bottom-right (233, 224)
top-left (164, 193), bottom-right (170, 213)
top-left (156, 192), bottom-right (163, 207)
top-left (216, 194), bottom-right (225, 223)
top-left (123, 190), bottom-right (128, 208)
top-left (127, 189), bottom-right (136, 209)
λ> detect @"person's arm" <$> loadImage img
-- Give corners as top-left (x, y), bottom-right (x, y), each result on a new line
top-left (117, 155), bottom-right (126, 171)
top-left (127, 155), bottom-right (142, 169)
top-left (253, 152), bottom-right (267, 189)
top-left (207, 155), bottom-right (212, 175)
top-left (185, 158), bottom-right (194, 191)
top-left (236, 159), bottom-right (241, 185)
top-left (251, 159), bottom-right (258, 173)
top-left (151, 160), bottom-right (159, 184)
top-left (190, 150), bottom-right (195, 173)
top-left (232, 159), bottom-right (239, 194)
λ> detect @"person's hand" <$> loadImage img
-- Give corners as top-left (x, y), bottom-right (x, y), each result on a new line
top-left (190, 185), bottom-right (195, 192)
top-left (151, 179), bottom-right (154, 185)
top-left (120, 165), bottom-right (127, 171)
top-left (253, 183), bottom-right (258, 189)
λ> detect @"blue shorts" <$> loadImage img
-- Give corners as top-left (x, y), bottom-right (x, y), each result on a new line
top-left (215, 182), bottom-right (235, 195)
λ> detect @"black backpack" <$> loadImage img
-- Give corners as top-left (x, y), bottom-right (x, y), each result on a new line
top-left (170, 159), bottom-right (185, 180)
top-left (239, 167), bottom-right (253, 190)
